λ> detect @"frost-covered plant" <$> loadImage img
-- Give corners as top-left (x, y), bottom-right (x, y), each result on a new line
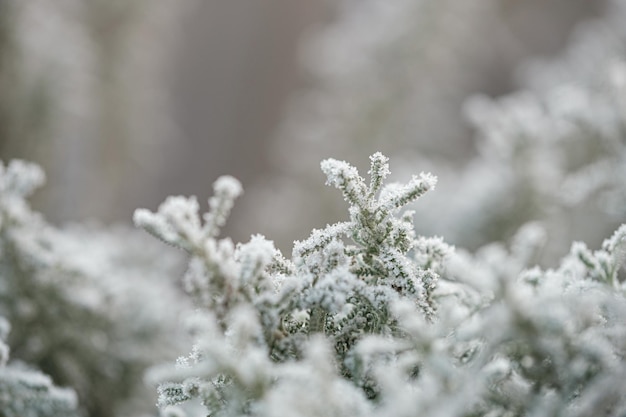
top-left (136, 153), bottom-right (451, 415)
top-left (0, 315), bottom-right (80, 417)
top-left (0, 159), bottom-right (189, 417)
top-left (421, 223), bottom-right (626, 416)
top-left (138, 153), bottom-right (626, 417)
top-left (0, 151), bottom-right (623, 416)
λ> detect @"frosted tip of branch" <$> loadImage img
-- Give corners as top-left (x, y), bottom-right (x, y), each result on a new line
top-left (133, 207), bottom-right (180, 247)
top-left (213, 175), bottom-right (243, 199)
top-left (381, 172), bottom-right (437, 210)
top-left (368, 152), bottom-right (390, 178)
top-left (419, 172), bottom-right (438, 190)
top-left (320, 158), bottom-right (359, 187)
top-left (133, 208), bottom-right (157, 229)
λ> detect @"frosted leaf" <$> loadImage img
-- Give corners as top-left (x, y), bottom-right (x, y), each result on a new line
top-left (213, 175), bottom-right (243, 200)
top-left (569, 225), bottom-right (626, 287)
top-left (320, 158), bottom-right (368, 209)
top-left (602, 224), bottom-right (626, 255)
top-left (380, 172), bottom-right (437, 211)
top-left (0, 364), bottom-right (79, 417)
top-left (157, 382), bottom-right (192, 408)
top-left (413, 236), bottom-right (454, 272)
top-left (237, 235), bottom-right (275, 266)
top-left (135, 176), bottom-right (242, 252)
top-left (368, 152), bottom-right (390, 197)
top-left (303, 266), bottom-right (357, 314)
top-left (236, 235), bottom-right (276, 290)
top-left (204, 175), bottom-right (243, 237)
top-left (133, 208), bottom-right (182, 248)
top-left (158, 196), bottom-right (202, 245)
top-left (268, 250), bottom-right (295, 276)
top-left (293, 222), bottom-right (351, 258)
top-left (133, 195), bottom-right (203, 251)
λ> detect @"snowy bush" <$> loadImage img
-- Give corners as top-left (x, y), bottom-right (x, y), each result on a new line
top-left (0, 152), bottom-right (623, 416)
top-left (0, 160), bottom-right (189, 417)
top-left (135, 153), bottom-right (626, 417)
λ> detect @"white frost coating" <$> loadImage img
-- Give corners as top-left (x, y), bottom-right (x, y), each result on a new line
top-left (213, 175), bottom-right (243, 200)
top-left (0, 160), bottom-right (46, 197)
top-left (0, 158), bottom-right (187, 417)
top-left (133, 207), bottom-right (180, 246)
top-left (132, 195), bottom-right (203, 249)
top-left (158, 196), bottom-right (203, 246)
top-left (204, 176), bottom-right (243, 237)
top-left (293, 222), bottom-right (351, 258)
top-left (5, 144), bottom-right (626, 416)
top-left (380, 172), bottom-right (437, 210)
top-left (321, 158), bottom-right (368, 207)
top-left (237, 235), bottom-right (275, 267)
top-left (303, 266), bottom-right (356, 313)
top-left (0, 359), bottom-right (80, 416)
top-left (144, 153), bottom-right (454, 416)
top-left (135, 176), bottom-right (244, 252)
top-left (368, 152), bottom-right (391, 196)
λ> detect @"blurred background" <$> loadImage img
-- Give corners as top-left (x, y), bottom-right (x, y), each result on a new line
top-left (1, 0), bottom-right (623, 260)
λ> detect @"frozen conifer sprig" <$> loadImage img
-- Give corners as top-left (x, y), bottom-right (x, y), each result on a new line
top-left (571, 224), bottom-right (626, 290)
top-left (133, 175), bottom-right (242, 252)
top-left (134, 176), bottom-right (255, 321)
top-left (138, 153), bottom-right (626, 417)
top-left (297, 152), bottom-right (444, 321)
top-left (140, 153), bottom-right (454, 416)
top-left (3, 155), bottom-right (624, 417)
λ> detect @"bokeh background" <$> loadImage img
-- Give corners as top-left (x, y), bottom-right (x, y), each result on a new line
top-left (0, 0), bottom-right (619, 256)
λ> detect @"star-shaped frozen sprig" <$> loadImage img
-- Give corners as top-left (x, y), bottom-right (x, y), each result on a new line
top-left (294, 152), bottom-right (448, 321)
top-left (294, 152), bottom-right (437, 258)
